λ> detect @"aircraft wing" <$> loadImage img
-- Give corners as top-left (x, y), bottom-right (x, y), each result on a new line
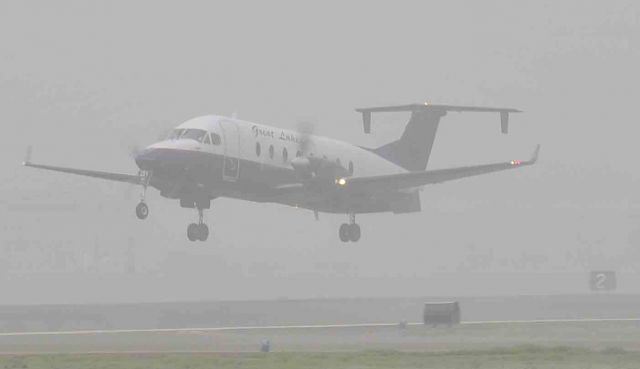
top-left (23, 148), bottom-right (142, 185)
top-left (339, 145), bottom-right (539, 193)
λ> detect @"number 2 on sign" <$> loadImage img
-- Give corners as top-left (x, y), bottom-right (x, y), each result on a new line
top-left (595, 273), bottom-right (607, 289)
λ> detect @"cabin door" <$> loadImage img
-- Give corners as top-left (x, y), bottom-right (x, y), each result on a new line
top-left (220, 120), bottom-right (240, 181)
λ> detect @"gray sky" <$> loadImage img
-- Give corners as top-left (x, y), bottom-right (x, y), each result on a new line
top-left (1, 0), bottom-right (640, 304)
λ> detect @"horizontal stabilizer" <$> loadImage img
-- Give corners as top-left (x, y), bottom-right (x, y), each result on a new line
top-left (356, 102), bottom-right (521, 134)
top-left (356, 103), bottom-right (521, 114)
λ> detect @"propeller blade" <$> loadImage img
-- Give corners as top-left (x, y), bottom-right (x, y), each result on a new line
top-left (295, 119), bottom-right (316, 156)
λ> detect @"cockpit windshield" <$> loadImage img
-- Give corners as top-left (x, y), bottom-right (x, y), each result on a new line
top-left (167, 128), bottom-right (209, 143)
top-left (181, 129), bottom-right (208, 142)
top-left (167, 129), bottom-right (185, 140)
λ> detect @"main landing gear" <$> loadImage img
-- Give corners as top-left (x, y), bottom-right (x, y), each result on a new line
top-left (339, 212), bottom-right (361, 243)
top-left (135, 171), bottom-right (151, 220)
top-left (187, 206), bottom-right (209, 242)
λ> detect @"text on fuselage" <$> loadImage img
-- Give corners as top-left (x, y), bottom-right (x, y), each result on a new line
top-left (252, 125), bottom-right (302, 144)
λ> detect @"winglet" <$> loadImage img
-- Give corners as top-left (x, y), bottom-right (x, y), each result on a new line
top-left (529, 144), bottom-right (540, 164)
top-left (23, 146), bottom-right (32, 166)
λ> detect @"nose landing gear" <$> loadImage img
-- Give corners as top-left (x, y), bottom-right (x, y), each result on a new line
top-left (339, 212), bottom-right (361, 243)
top-left (135, 202), bottom-right (149, 220)
top-left (187, 206), bottom-right (210, 242)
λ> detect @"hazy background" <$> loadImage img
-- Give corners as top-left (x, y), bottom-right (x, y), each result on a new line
top-left (1, 0), bottom-right (639, 304)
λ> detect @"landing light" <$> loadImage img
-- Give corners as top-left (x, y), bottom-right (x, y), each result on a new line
top-left (510, 160), bottom-right (521, 166)
top-left (337, 178), bottom-right (347, 186)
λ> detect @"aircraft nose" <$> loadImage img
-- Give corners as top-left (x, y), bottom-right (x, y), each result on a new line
top-left (134, 146), bottom-right (194, 173)
top-left (134, 147), bottom-right (161, 171)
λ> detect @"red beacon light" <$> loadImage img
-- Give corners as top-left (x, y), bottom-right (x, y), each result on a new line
top-left (510, 160), bottom-right (521, 166)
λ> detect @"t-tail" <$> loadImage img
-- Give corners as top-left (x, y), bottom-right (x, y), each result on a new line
top-left (356, 103), bottom-right (522, 171)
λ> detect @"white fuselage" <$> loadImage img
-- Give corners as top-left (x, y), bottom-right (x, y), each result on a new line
top-left (135, 115), bottom-right (408, 213)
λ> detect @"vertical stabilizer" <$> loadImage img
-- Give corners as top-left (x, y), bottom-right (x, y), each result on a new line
top-left (356, 103), bottom-right (521, 171)
top-left (373, 109), bottom-right (445, 171)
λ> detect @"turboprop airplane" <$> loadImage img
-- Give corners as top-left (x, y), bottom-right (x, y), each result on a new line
top-left (23, 103), bottom-right (539, 243)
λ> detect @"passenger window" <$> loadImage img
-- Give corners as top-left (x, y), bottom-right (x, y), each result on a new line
top-left (255, 142), bottom-right (261, 157)
top-left (210, 133), bottom-right (222, 145)
top-left (269, 145), bottom-right (274, 159)
top-left (282, 148), bottom-right (288, 163)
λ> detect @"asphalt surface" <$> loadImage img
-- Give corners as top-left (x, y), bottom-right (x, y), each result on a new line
top-left (0, 294), bottom-right (639, 354)
top-left (1, 319), bottom-right (640, 354)
top-left (2, 294), bottom-right (639, 333)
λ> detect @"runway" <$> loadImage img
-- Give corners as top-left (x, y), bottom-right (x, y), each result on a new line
top-left (3, 294), bottom-right (640, 332)
top-left (0, 317), bottom-right (639, 337)
top-left (1, 294), bottom-right (639, 354)
top-left (1, 319), bottom-right (640, 354)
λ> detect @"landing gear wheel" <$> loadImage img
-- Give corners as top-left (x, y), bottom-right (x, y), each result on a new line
top-left (187, 223), bottom-right (199, 242)
top-left (198, 223), bottom-right (209, 242)
top-left (339, 223), bottom-right (350, 243)
top-left (348, 223), bottom-right (361, 242)
top-left (135, 202), bottom-right (149, 220)
top-left (186, 204), bottom-right (212, 243)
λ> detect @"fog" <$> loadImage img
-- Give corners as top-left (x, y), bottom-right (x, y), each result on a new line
top-left (1, 1), bottom-right (639, 305)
